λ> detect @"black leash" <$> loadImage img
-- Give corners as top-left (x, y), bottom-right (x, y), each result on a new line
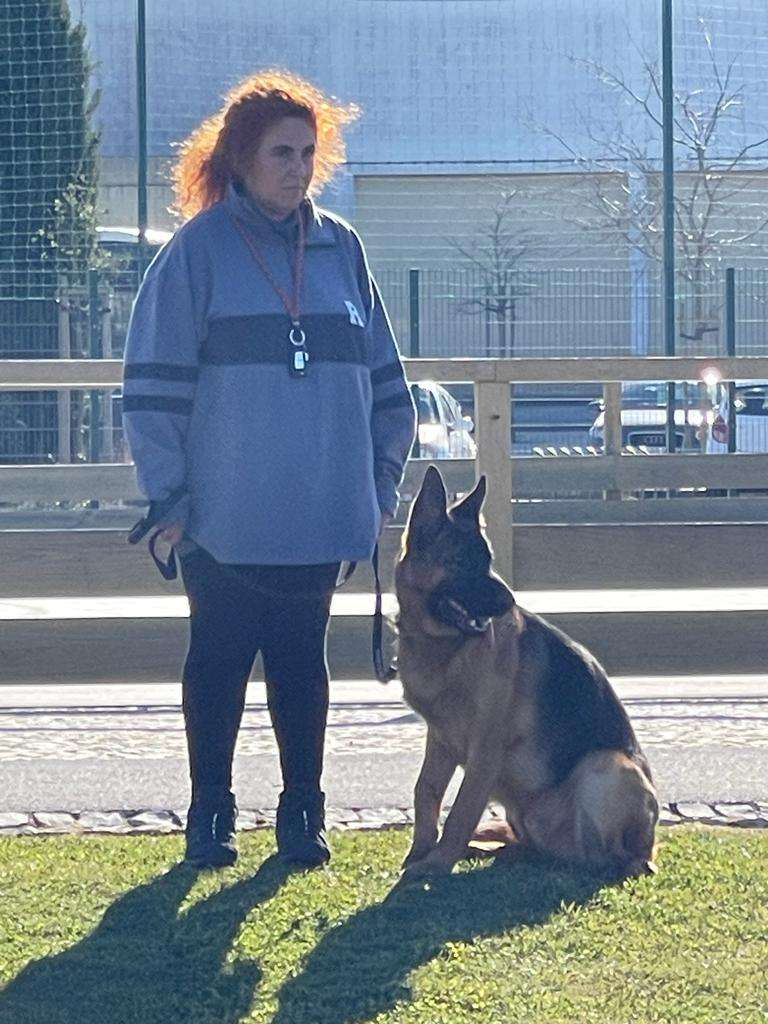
top-left (142, 529), bottom-right (358, 594)
top-left (372, 544), bottom-right (398, 684)
top-left (129, 508), bottom-right (396, 681)
top-left (126, 487), bottom-right (188, 580)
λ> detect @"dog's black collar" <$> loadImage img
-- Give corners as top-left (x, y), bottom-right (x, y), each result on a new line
top-left (429, 591), bottom-right (492, 636)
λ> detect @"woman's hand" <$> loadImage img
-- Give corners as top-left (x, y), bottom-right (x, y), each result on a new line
top-left (160, 523), bottom-right (185, 546)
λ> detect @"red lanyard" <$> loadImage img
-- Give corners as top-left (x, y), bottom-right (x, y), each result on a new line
top-left (229, 209), bottom-right (306, 324)
top-left (229, 209), bottom-right (309, 374)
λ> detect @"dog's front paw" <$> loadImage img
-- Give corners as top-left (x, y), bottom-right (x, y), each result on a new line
top-left (400, 850), bottom-right (456, 883)
top-left (402, 842), bottom-right (436, 870)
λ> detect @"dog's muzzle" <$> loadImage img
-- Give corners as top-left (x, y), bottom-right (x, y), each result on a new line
top-left (428, 577), bottom-right (514, 636)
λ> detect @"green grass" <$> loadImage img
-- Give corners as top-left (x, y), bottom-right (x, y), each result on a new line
top-left (0, 827), bottom-right (766, 1024)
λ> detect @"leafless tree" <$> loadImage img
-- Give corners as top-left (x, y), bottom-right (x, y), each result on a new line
top-left (528, 20), bottom-right (768, 344)
top-left (446, 188), bottom-right (542, 356)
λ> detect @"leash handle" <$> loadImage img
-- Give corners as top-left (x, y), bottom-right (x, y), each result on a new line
top-left (127, 486), bottom-right (188, 546)
top-left (335, 561), bottom-right (357, 589)
top-left (148, 529), bottom-right (178, 580)
top-left (372, 544), bottom-right (397, 684)
top-left (127, 486), bottom-right (187, 580)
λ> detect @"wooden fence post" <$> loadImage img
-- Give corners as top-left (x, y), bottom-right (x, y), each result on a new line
top-left (475, 379), bottom-right (513, 584)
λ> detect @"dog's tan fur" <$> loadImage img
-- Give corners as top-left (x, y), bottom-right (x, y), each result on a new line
top-left (395, 467), bottom-right (659, 881)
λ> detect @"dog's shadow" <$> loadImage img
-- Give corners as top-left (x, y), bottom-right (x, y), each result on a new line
top-left (272, 851), bottom-right (615, 1024)
top-left (0, 854), bottom-right (292, 1024)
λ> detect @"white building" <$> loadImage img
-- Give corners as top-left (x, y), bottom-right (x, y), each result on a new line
top-left (75, 0), bottom-right (768, 354)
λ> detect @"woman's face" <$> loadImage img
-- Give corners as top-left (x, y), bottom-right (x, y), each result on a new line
top-left (240, 116), bottom-right (316, 220)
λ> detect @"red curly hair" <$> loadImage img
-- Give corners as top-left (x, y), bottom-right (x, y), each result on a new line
top-left (171, 70), bottom-right (359, 221)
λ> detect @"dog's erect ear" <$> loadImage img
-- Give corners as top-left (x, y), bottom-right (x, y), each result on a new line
top-left (407, 465), bottom-right (448, 543)
top-left (451, 474), bottom-right (486, 524)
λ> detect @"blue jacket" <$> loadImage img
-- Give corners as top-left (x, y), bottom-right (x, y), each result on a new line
top-left (122, 183), bottom-right (416, 565)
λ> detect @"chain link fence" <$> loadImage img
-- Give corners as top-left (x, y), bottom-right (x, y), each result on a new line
top-left (2, 0), bottom-right (768, 467)
top-left (2, 260), bottom-right (767, 464)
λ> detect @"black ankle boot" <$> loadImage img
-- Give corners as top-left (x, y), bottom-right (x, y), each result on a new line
top-left (276, 789), bottom-right (331, 867)
top-left (184, 788), bottom-right (238, 868)
top-left (213, 792), bottom-right (238, 865)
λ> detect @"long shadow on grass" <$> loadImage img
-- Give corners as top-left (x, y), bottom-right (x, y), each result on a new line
top-left (273, 852), bottom-right (610, 1024)
top-left (0, 854), bottom-right (291, 1024)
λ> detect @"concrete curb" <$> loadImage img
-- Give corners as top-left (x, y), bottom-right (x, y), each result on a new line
top-left (1, 801), bottom-right (767, 837)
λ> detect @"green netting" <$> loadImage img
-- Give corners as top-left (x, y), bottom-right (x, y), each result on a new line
top-left (1, 0), bottom-right (768, 470)
top-left (0, 0), bottom-right (99, 313)
top-left (0, 0), bottom-right (100, 466)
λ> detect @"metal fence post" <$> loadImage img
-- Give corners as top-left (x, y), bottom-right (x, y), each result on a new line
top-left (475, 379), bottom-right (513, 585)
top-left (408, 268), bottom-right (420, 357)
top-left (101, 290), bottom-right (115, 462)
top-left (136, 0), bottom-right (150, 279)
top-left (88, 269), bottom-right (102, 467)
top-left (662, 0), bottom-right (677, 454)
top-left (57, 294), bottom-right (72, 463)
top-left (725, 267), bottom-right (737, 454)
top-left (484, 282), bottom-right (492, 357)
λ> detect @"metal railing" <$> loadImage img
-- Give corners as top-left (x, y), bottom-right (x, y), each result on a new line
top-left (377, 267), bottom-right (768, 359)
top-left (3, 264), bottom-right (768, 461)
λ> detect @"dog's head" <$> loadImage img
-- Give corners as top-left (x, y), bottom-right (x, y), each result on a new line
top-left (395, 465), bottom-right (515, 637)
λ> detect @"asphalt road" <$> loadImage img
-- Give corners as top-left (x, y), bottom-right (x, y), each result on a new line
top-left (1, 678), bottom-right (766, 812)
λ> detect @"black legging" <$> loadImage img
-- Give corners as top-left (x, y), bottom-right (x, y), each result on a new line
top-left (179, 545), bottom-right (340, 801)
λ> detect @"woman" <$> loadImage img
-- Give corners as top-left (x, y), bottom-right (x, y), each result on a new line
top-left (123, 71), bottom-right (415, 869)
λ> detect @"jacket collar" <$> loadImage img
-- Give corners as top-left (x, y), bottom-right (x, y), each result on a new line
top-left (223, 181), bottom-right (335, 248)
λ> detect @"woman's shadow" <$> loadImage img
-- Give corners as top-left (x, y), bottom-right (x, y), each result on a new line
top-left (0, 853), bottom-right (292, 1024)
top-left (272, 850), bottom-right (615, 1024)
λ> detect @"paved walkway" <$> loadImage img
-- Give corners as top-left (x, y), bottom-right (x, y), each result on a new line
top-left (0, 677), bottom-right (766, 833)
top-left (2, 680), bottom-right (768, 763)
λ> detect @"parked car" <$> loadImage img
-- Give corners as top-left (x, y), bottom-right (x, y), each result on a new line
top-left (509, 383), bottom-right (599, 452)
top-left (96, 225), bottom-right (173, 259)
top-left (706, 380), bottom-right (768, 453)
top-left (444, 382), bottom-right (598, 453)
top-left (589, 382), bottom-right (707, 451)
top-left (410, 380), bottom-right (477, 459)
top-left (96, 226), bottom-right (174, 357)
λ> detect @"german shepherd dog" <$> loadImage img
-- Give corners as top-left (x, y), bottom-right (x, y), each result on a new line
top-left (395, 466), bottom-right (659, 882)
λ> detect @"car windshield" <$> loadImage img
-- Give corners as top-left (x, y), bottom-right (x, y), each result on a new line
top-left (621, 383), bottom-right (701, 408)
top-left (438, 393), bottom-right (461, 428)
top-left (412, 387), bottom-right (440, 424)
top-left (622, 383), bottom-right (665, 405)
top-left (734, 386), bottom-right (768, 414)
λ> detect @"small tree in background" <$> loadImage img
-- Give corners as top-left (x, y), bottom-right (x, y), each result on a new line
top-left (0, 0), bottom-right (99, 462)
top-left (528, 20), bottom-right (768, 350)
top-left (0, 0), bottom-right (100, 342)
top-left (447, 189), bottom-right (542, 356)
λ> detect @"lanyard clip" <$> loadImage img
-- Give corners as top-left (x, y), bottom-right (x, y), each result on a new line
top-left (288, 322), bottom-right (308, 377)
